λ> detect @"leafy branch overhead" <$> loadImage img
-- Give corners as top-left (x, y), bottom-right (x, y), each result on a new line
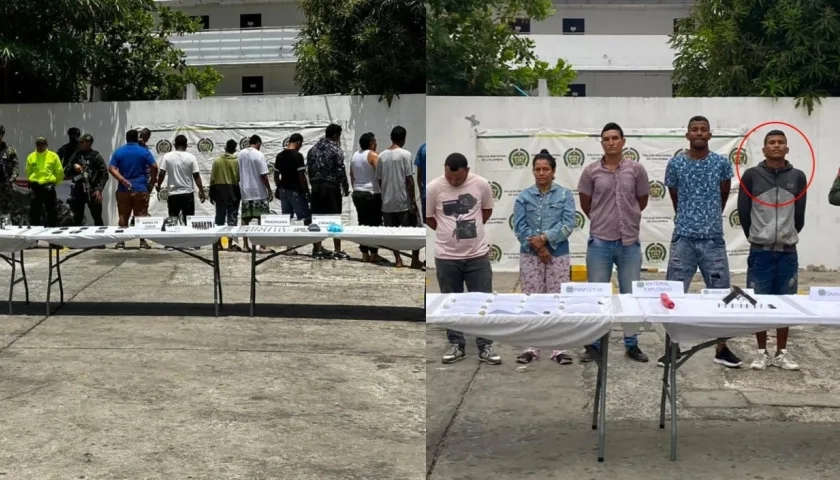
top-left (670, 0), bottom-right (840, 114)
top-left (294, 0), bottom-right (426, 104)
top-left (0, 0), bottom-right (221, 102)
top-left (426, 0), bottom-right (576, 96)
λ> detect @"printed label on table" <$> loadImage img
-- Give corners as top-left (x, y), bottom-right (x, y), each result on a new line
top-left (561, 282), bottom-right (612, 297)
top-left (701, 288), bottom-right (754, 299)
top-left (311, 215), bottom-right (342, 227)
top-left (631, 280), bottom-right (685, 298)
top-left (135, 217), bottom-right (165, 230)
top-left (186, 216), bottom-right (216, 231)
top-left (261, 215), bottom-right (291, 227)
top-left (810, 286), bottom-right (840, 302)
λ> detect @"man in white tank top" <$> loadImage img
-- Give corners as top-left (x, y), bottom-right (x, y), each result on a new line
top-left (350, 133), bottom-right (387, 263)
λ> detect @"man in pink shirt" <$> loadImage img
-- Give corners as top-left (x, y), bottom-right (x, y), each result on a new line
top-left (426, 153), bottom-right (501, 365)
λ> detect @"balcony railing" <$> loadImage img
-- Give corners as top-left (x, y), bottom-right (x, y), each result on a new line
top-left (168, 27), bottom-right (300, 66)
top-left (531, 34), bottom-right (675, 71)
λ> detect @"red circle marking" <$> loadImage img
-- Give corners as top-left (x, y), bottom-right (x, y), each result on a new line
top-left (735, 121), bottom-right (815, 208)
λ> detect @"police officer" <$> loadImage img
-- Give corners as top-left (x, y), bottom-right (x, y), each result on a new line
top-left (57, 127), bottom-right (81, 170)
top-left (26, 136), bottom-right (64, 227)
top-left (0, 125), bottom-right (20, 221)
top-left (65, 133), bottom-right (108, 227)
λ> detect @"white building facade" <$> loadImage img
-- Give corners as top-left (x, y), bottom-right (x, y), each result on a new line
top-left (521, 0), bottom-right (694, 97)
top-left (158, 0), bottom-right (303, 96)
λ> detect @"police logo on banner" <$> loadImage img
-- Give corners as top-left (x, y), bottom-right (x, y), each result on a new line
top-left (508, 213), bottom-right (514, 231)
top-left (489, 244), bottom-right (503, 263)
top-left (197, 138), bottom-right (214, 153)
top-left (622, 147), bottom-right (640, 162)
top-left (729, 147), bottom-right (748, 166)
top-left (729, 210), bottom-right (740, 228)
top-left (240, 137), bottom-right (250, 150)
top-left (563, 148), bottom-right (585, 168)
top-left (649, 180), bottom-right (666, 200)
top-left (508, 148), bottom-right (530, 169)
top-left (574, 211), bottom-right (586, 230)
top-left (156, 139), bottom-right (173, 154)
top-left (489, 181), bottom-right (503, 201)
top-left (645, 243), bottom-right (667, 264)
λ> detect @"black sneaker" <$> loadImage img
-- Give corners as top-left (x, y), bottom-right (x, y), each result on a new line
top-left (333, 250), bottom-right (349, 260)
top-left (580, 345), bottom-right (599, 363)
top-left (713, 345), bottom-right (743, 368)
top-left (313, 249), bottom-right (333, 259)
top-left (657, 347), bottom-right (682, 367)
top-left (625, 345), bottom-right (649, 363)
top-left (516, 351), bottom-right (537, 364)
top-left (442, 344), bottom-right (466, 364)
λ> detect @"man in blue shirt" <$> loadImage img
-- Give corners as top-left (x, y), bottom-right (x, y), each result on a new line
top-left (108, 129), bottom-right (158, 249)
top-left (415, 142), bottom-right (426, 219)
top-left (660, 115), bottom-right (743, 368)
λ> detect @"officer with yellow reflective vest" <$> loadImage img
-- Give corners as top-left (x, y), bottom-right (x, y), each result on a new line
top-left (26, 136), bottom-right (64, 227)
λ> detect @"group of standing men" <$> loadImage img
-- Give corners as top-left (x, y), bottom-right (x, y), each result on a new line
top-left (430, 115), bottom-right (822, 372)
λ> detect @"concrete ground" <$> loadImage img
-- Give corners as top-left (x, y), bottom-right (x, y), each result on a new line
top-left (427, 269), bottom-right (840, 480)
top-left (0, 241), bottom-right (425, 480)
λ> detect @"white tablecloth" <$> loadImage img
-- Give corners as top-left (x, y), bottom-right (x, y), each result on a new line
top-left (335, 227), bottom-right (426, 251)
top-left (23, 226), bottom-right (230, 249)
top-left (426, 293), bottom-right (615, 349)
top-left (231, 226), bottom-right (330, 247)
top-left (0, 227), bottom-right (38, 253)
top-left (427, 293), bottom-right (840, 347)
top-left (138, 227), bottom-right (232, 249)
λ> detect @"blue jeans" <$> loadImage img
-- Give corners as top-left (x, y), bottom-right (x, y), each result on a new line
top-left (278, 188), bottom-right (311, 223)
top-left (746, 250), bottom-right (798, 295)
top-left (665, 234), bottom-right (730, 291)
top-left (586, 237), bottom-right (642, 350)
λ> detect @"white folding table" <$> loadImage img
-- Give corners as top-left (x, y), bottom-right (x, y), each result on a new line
top-left (234, 226), bottom-right (426, 316)
top-left (0, 227), bottom-right (36, 314)
top-left (22, 226), bottom-right (229, 317)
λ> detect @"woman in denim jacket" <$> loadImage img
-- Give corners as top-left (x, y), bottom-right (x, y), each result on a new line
top-left (512, 149), bottom-right (577, 365)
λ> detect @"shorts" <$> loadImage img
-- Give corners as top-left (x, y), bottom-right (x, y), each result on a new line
top-left (310, 181), bottom-right (342, 214)
top-left (167, 193), bottom-right (195, 219)
top-left (383, 210), bottom-right (417, 228)
top-left (241, 199), bottom-right (270, 220)
top-left (116, 190), bottom-right (149, 227)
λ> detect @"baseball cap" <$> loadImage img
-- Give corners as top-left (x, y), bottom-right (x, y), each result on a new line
top-left (80, 133), bottom-right (94, 143)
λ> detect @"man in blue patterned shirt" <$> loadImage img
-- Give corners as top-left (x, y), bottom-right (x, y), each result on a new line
top-left (659, 115), bottom-right (743, 368)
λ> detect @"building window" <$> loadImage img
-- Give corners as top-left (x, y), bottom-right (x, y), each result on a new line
top-left (567, 84), bottom-right (586, 97)
top-left (510, 18), bottom-right (531, 34)
top-left (240, 14), bottom-right (262, 29)
top-left (562, 18), bottom-right (585, 34)
top-left (192, 15), bottom-right (210, 30)
top-left (242, 76), bottom-right (264, 95)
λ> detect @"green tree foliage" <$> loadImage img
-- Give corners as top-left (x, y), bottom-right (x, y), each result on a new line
top-left (426, 0), bottom-right (576, 96)
top-left (0, 0), bottom-right (222, 103)
top-left (294, 0), bottom-right (425, 104)
top-left (670, 0), bottom-right (840, 114)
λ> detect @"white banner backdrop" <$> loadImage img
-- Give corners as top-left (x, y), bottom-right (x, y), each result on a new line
top-left (137, 121), bottom-right (356, 225)
top-left (475, 127), bottom-right (758, 273)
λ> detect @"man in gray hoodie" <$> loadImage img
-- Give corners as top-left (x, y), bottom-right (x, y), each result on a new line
top-left (737, 129), bottom-right (807, 372)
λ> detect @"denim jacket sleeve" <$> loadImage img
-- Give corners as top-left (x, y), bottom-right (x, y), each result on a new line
top-left (513, 194), bottom-right (534, 250)
top-left (545, 190), bottom-right (576, 249)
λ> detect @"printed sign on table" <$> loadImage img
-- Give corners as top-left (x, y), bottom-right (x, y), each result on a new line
top-left (135, 217), bottom-right (165, 230)
top-left (561, 283), bottom-right (612, 297)
top-left (809, 286), bottom-right (840, 302)
top-left (261, 215), bottom-right (291, 227)
top-left (186, 216), bottom-right (216, 230)
top-left (312, 215), bottom-right (342, 228)
top-left (701, 288), bottom-right (754, 299)
top-left (631, 280), bottom-right (685, 297)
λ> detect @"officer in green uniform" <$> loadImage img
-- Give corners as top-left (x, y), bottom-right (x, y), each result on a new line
top-left (64, 133), bottom-right (108, 226)
top-left (0, 124), bottom-right (24, 224)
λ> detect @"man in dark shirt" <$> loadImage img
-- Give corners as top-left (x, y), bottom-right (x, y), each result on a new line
top-left (56, 127), bottom-right (81, 170)
top-left (274, 132), bottom-right (310, 224)
top-left (64, 133), bottom-right (108, 229)
top-left (307, 124), bottom-right (350, 259)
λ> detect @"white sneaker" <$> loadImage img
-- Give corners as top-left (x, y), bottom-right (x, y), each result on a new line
top-left (772, 350), bottom-right (800, 370)
top-left (750, 350), bottom-right (772, 370)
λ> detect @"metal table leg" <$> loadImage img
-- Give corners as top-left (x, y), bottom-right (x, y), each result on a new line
top-left (659, 335), bottom-right (671, 430)
top-left (669, 338), bottom-right (679, 461)
top-left (596, 331), bottom-right (610, 462)
top-left (3, 251), bottom-right (30, 315)
top-left (249, 247), bottom-right (257, 317)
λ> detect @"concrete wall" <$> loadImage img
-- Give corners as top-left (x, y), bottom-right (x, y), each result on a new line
top-left (0, 94), bottom-right (425, 226)
top-left (532, 4), bottom-right (690, 35)
top-left (177, 2), bottom-right (304, 29)
top-left (213, 64), bottom-right (297, 96)
top-left (426, 96), bottom-right (840, 270)
top-left (573, 72), bottom-right (672, 97)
